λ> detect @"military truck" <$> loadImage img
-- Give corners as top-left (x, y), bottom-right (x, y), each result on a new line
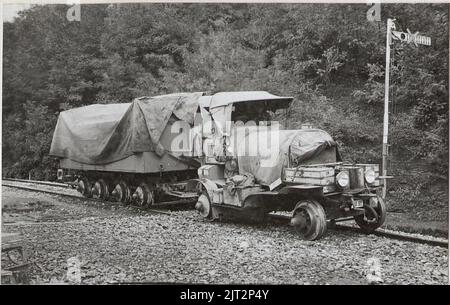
top-left (192, 91), bottom-right (385, 240)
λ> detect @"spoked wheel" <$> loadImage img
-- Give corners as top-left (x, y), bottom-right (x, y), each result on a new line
top-left (195, 193), bottom-right (212, 219)
top-left (290, 200), bottom-right (327, 241)
top-left (77, 177), bottom-right (92, 198)
top-left (132, 183), bottom-right (154, 208)
top-left (110, 181), bottom-right (131, 204)
top-left (91, 179), bottom-right (110, 200)
top-left (354, 195), bottom-right (386, 233)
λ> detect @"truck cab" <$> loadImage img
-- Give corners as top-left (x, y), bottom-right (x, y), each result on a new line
top-left (194, 91), bottom-right (386, 240)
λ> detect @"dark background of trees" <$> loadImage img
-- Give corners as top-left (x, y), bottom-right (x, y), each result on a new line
top-left (2, 3), bottom-right (448, 217)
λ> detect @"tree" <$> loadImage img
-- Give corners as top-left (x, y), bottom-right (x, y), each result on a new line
top-left (2, 3), bottom-right (448, 182)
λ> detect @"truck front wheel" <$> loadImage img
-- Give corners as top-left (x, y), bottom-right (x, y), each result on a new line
top-left (291, 200), bottom-right (327, 241)
top-left (354, 196), bottom-right (386, 233)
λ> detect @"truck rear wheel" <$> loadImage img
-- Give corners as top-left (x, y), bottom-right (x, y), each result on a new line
top-left (291, 200), bottom-right (327, 241)
top-left (195, 193), bottom-right (212, 219)
top-left (354, 195), bottom-right (386, 233)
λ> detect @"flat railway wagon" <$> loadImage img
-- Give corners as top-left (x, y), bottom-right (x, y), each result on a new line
top-left (51, 91), bottom-right (387, 240)
top-left (51, 92), bottom-right (205, 206)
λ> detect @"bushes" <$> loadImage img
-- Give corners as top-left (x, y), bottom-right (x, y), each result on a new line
top-left (2, 3), bottom-right (448, 188)
top-left (2, 102), bottom-right (57, 179)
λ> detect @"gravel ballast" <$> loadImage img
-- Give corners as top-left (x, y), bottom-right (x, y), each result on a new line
top-left (1, 186), bottom-right (448, 285)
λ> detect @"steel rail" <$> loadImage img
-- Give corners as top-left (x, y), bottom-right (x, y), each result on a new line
top-left (3, 180), bottom-right (448, 248)
top-left (268, 214), bottom-right (448, 248)
top-left (2, 178), bottom-right (70, 188)
top-left (1, 182), bottom-right (194, 212)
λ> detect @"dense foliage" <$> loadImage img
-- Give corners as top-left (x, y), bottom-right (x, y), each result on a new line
top-left (2, 3), bottom-right (448, 200)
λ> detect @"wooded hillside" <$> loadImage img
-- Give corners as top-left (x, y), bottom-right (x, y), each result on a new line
top-left (2, 3), bottom-right (448, 217)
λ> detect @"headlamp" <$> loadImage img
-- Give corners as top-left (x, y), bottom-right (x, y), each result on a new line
top-left (336, 171), bottom-right (350, 188)
top-left (364, 168), bottom-right (376, 184)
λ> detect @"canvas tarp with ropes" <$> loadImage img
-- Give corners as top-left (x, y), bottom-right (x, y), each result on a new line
top-left (233, 128), bottom-right (340, 187)
top-left (49, 92), bottom-right (203, 165)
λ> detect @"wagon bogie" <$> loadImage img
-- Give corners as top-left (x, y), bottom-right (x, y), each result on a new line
top-left (132, 183), bottom-right (154, 207)
top-left (110, 181), bottom-right (132, 204)
top-left (76, 176), bottom-right (92, 198)
top-left (91, 178), bottom-right (110, 201)
top-left (71, 169), bottom-right (198, 207)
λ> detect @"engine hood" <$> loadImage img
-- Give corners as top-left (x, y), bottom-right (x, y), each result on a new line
top-left (231, 127), bottom-right (340, 187)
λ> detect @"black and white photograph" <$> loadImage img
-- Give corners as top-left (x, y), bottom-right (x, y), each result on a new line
top-left (0, 0), bottom-right (449, 290)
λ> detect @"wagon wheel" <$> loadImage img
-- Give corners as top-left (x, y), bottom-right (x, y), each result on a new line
top-left (354, 195), bottom-right (386, 233)
top-left (195, 192), bottom-right (212, 219)
top-left (77, 177), bottom-right (92, 198)
top-left (132, 183), bottom-right (154, 208)
top-left (91, 179), bottom-right (109, 201)
top-left (291, 200), bottom-right (327, 241)
top-left (111, 181), bottom-right (131, 204)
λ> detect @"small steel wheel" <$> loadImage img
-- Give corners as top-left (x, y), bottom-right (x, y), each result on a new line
top-left (132, 183), bottom-right (154, 207)
top-left (77, 177), bottom-right (92, 198)
top-left (195, 193), bottom-right (212, 219)
top-left (354, 195), bottom-right (386, 233)
top-left (111, 181), bottom-right (131, 204)
top-left (291, 200), bottom-right (327, 241)
top-left (91, 179), bottom-right (109, 200)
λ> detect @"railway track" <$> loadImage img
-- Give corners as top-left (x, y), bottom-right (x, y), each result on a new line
top-left (2, 178), bottom-right (448, 248)
top-left (3, 178), bottom-right (70, 188)
top-left (1, 178), bottom-right (194, 212)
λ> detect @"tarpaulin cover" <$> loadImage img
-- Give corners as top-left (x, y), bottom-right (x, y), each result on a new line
top-left (233, 128), bottom-right (339, 186)
top-left (49, 92), bottom-right (203, 165)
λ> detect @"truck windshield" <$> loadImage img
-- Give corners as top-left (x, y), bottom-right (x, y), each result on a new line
top-left (231, 101), bottom-right (274, 125)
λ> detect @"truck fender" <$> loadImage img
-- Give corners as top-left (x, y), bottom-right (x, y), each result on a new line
top-left (187, 178), bottom-right (219, 201)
